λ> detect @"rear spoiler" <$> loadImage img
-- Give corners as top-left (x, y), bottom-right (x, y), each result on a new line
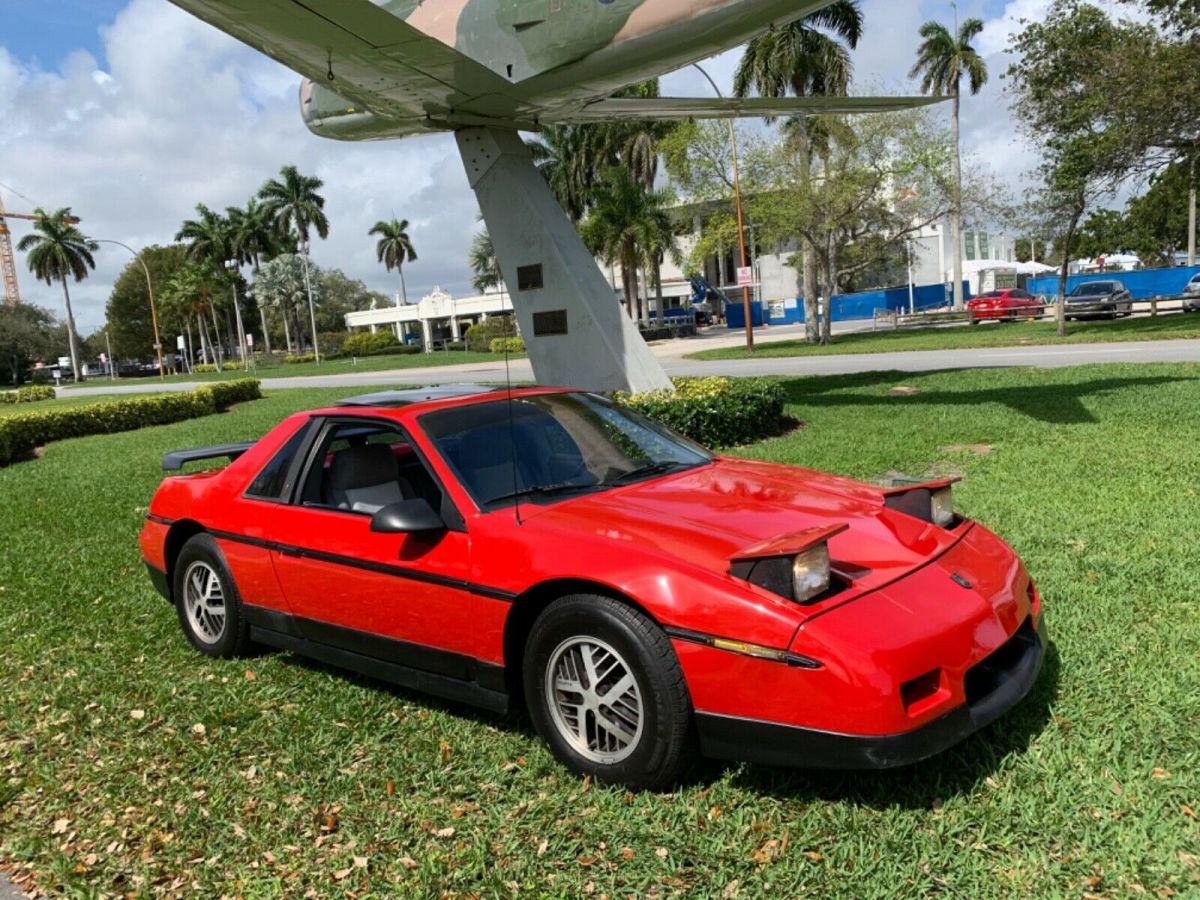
top-left (162, 442), bottom-right (255, 472)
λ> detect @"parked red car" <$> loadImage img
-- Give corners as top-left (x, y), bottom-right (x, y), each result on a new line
top-left (140, 385), bottom-right (1045, 789)
top-left (967, 288), bottom-right (1043, 321)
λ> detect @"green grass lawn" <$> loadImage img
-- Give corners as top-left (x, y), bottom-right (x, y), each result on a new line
top-left (690, 311), bottom-right (1200, 360)
top-left (2, 366), bottom-right (1198, 896)
top-left (149, 349), bottom-right (515, 383)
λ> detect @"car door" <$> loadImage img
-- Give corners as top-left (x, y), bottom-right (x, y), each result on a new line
top-left (267, 416), bottom-right (507, 675)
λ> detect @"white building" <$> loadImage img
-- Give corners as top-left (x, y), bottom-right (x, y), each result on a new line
top-left (344, 287), bottom-right (514, 349)
top-left (908, 218), bottom-right (1017, 289)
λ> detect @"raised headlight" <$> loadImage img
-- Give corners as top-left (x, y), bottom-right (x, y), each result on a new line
top-left (931, 485), bottom-right (954, 527)
top-left (792, 543), bottom-right (831, 603)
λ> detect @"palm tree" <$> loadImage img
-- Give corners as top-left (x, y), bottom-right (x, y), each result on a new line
top-left (910, 18), bottom-right (988, 310)
top-left (528, 125), bottom-right (603, 223)
top-left (734, 0), bottom-right (863, 342)
top-left (226, 198), bottom-right (281, 354)
top-left (469, 228), bottom-right (503, 294)
top-left (581, 168), bottom-right (676, 323)
top-left (175, 204), bottom-right (236, 368)
top-left (369, 218), bottom-right (418, 304)
top-left (258, 165), bottom-right (329, 361)
top-left (17, 208), bottom-right (97, 381)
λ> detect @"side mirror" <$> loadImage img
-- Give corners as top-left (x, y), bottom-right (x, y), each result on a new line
top-left (370, 498), bottom-right (446, 534)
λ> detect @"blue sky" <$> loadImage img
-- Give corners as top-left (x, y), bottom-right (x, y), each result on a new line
top-left (5, 0), bottom-right (128, 68)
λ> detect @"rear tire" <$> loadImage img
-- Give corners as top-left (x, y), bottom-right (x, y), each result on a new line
top-left (523, 595), bottom-right (693, 790)
top-left (173, 533), bottom-right (251, 658)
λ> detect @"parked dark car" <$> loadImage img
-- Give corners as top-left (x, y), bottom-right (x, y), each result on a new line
top-left (1182, 273), bottom-right (1200, 312)
top-left (1065, 281), bottom-right (1133, 320)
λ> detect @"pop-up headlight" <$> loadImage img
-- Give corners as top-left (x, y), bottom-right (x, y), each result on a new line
top-left (730, 524), bottom-right (847, 604)
top-left (883, 478), bottom-right (960, 528)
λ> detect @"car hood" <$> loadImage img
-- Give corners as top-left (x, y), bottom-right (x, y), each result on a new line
top-left (526, 458), bottom-right (964, 594)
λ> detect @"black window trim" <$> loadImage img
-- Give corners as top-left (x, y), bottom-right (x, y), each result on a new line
top-left (242, 418), bottom-right (323, 505)
top-left (288, 414), bottom-right (467, 533)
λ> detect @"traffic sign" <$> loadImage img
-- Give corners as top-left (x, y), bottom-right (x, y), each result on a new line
top-left (736, 266), bottom-right (754, 287)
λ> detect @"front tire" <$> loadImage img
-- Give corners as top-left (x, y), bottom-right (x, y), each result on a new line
top-left (173, 533), bottom-right (250, 658)
top-left (523, 595), bottom-right (693, 790)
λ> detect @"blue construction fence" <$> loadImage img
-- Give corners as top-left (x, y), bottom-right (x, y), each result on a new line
top-left (1026, 266), bottom-right (1200, 301)
top-left (726, 281), bottom-right (970, 328)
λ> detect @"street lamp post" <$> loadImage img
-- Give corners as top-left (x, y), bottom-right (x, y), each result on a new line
top-left (693, 63), bottom-right (755, 352)
top-left (96, 239), bottom-right (164, 380)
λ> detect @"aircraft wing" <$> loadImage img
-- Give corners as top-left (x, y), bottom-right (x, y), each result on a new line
top-left (169, 0), bottom-right (521, 124)
top-left (561, 95), bottom-right (943, 122)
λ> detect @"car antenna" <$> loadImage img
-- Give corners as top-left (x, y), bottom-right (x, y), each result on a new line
top-left (502, 286), bottom-right (522, 526)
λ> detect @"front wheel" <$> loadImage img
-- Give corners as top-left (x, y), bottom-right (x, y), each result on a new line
top-left (173, 533), bottom-right (251, 658)
top-left (523, 595), bottom-right (693, 790)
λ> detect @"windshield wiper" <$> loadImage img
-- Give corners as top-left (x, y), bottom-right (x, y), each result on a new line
top-left (603, 460), bottom-right (688, 485)
top-left (484, 482), bottom-right (598, 506)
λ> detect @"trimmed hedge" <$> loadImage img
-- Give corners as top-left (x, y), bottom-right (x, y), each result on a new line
top-left (283, 354), bottom-right (317, 365)
top-left (347, 343), bottom-right (422, 359)
top-left (0, 379), bottom-right (262, 466)
top-left (464, 317), bottom-right (517, 352)
top-left (192, 360), bottom-right (247, 373)
top-left (0, 386), bottom-right (56, 404)
top-left (616, 376), bottom-right (786, 449)
top-left (489, 337), bottom-right (526, 354)
top-left (343, 331), bottom-right (398, 356)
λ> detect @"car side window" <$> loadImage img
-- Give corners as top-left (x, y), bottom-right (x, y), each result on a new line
top-left (245, 422), bottom-right (311, 501)
top-left (297, 420), bottom-right (448, 519)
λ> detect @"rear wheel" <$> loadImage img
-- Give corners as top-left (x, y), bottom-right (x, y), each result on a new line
top-left (173, 533), bottom-right (250, 658)
top-left (523, 595), bottom-right (693, 790)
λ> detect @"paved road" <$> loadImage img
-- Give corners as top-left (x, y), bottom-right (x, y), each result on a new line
top-left (57, 334), bottom-right (1200, 396)
top-left (0, 873), bottom-right (26, 900)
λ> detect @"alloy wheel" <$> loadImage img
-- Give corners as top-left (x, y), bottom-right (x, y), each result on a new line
top-left (545, 636), bottom-right (644, 764)
top-left (182, 560), bottom-right (226, 645)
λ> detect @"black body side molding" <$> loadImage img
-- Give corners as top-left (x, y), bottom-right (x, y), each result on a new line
top-left (162, 442), bottom-right (256, 472)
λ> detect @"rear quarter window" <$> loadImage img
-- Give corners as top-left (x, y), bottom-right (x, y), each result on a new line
top-left (246, 423), bottom-right (310, 500)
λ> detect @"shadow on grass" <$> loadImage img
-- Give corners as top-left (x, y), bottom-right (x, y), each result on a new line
top-left (270, 634), bottom-right (1060, 806)
top-left (712, 640), bottom-right (1062, 807)
top-left (778, 371), bottom-right (1193, 424)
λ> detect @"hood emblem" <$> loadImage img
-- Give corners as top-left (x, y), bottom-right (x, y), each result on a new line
top-left (950, 573), bottom-right (973, 589)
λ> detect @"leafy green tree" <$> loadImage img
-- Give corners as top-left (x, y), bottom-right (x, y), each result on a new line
top-left (368, 218), bottom-right (418, 304)
top-left (226, 198), bottom-right (283, 353)
top-left (1123, 162), bottom-right (1196, 265)
top-left (910, 17), bottom-right (988, 311)
top-left (0, 303), bottom-right (58, 386)
top-left (312, 267), bottom-right (387, 333)
top-left (159, 259), bottom-right (227, 367)
top-left (1008, 0), bottom-right (1143, 334)
top-left (581, 168), bottom-right (676, 323)
top-left (104, 244), bottom-right (189, 359)
top-left (734, 0), bottom-right (863, 340)
top-left (175, 204), bottom-right (242, 365)
top-left (251, 254), bottom-right (314, 354)
top-left (528, 125), bottom-right (606, 223)
top-left (258, 165), bottom-right (329, 362)
top-left (16, 208), bottom-right (97, 381)
top-left (469, 228), bottom-right (503, 294)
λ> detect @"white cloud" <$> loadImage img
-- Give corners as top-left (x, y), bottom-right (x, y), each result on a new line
top-left (1, 0), bottom-right (478, 333)
top-left (0, 0), bottom-right (1072, 334)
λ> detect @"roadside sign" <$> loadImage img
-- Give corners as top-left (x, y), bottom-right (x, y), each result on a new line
top-left (176, 335), bottom-right (185, 350)
top-left (246, 333), bottom-right (254, 347)
top-left (736, 266), bottom-right (754, 287)
top-left (57, 356), bottom-right (70, 369)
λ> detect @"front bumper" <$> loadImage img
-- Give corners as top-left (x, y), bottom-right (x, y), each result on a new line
top-left (695, 615), bottom-right (1045, 769)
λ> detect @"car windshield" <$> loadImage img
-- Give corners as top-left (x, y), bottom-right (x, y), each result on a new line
top-left (420, 392), bottom-right (713, 509)
top-left (1070, 282), bottom-right (1115, 296)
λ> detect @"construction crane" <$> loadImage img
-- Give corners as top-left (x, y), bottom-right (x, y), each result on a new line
top-left (0, 193), bottom-right (80, 307)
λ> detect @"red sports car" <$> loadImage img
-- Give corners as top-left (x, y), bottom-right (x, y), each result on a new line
top-left (140, 385), bottom-right (1045, 789)
top-left (967, 288), bottom-right (1044, 321)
